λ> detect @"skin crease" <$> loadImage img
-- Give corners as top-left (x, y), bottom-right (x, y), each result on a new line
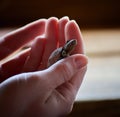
top-left (0, 17), bottom-right (88, 117)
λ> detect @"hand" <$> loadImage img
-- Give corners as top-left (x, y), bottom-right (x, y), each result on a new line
top-left (0, 17), bottom-right (88, 117)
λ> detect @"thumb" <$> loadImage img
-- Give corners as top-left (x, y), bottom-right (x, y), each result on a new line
top-left (40, 54), bottom-right (88, 89)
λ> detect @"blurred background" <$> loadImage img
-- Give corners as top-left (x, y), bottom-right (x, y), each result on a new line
top-left (0, 0), bottom-right (120, 116)
top-left (0, 0), bottom-right (120, 28)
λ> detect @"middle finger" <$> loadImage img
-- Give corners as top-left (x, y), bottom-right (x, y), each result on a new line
top-left (38, 17), bottom-right (58, 70)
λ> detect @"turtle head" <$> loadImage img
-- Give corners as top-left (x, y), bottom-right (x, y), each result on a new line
top-left (61, 39), bottom-right (77, 57)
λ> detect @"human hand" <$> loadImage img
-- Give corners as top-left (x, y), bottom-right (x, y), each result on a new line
top-left (0, 17), bottom-right (88, 117)
top-left (0, 17), bottom-right (47, 81)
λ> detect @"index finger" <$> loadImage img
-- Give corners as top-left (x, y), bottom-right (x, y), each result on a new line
top-left (0, 19), bottom-right (46, 60)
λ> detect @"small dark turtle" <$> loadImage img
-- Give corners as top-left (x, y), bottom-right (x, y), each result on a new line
top-left (48, 39), bottom-right (77, 67)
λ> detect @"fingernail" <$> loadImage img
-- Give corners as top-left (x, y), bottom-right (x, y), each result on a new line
top-left (75, 56), bottom-right (88, 69)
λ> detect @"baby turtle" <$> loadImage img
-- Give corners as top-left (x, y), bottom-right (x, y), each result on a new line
top-left (48, 39), bottom-right (77, 67)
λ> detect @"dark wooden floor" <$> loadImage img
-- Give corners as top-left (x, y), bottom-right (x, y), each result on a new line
top-left (67, 99), bottom-right (120, 117)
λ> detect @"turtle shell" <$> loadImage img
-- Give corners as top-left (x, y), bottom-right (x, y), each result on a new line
top-left (48, 47), bottom-right (62, 67)
top-left (47, 39), bottom-right (77, 67)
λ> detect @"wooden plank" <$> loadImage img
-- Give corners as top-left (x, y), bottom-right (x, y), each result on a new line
top-left (67, 99), bottom-right (120, 117)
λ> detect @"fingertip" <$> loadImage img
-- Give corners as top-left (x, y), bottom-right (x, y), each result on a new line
top-left (23, 36), bottom-right (46, 72)
top-left (33, 35), bottom-right (46, 47)
top-left (46, 17), bottom-right (59, 34)
top-left (24, 19), bottom-right (47, 34)
top-left (25, 18), bottom-right (47, 27)
top-left (47, 17), bottom-right (59, 23)
top-left (65, 20), bottom-right (84, 54)
top-left (58, 16), bottom-right (70, 47)
top-left (65, 20), bottom-right (80, 34)
top-left (59, 16), bottom-right (69, 21)
top-left (59, 16), bottom-right (69, 27)
top-left (74, 54), bottom-right (88, 69)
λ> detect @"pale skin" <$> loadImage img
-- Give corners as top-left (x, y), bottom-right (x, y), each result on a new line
top-left (0, 17), bottom-right (88, 117)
